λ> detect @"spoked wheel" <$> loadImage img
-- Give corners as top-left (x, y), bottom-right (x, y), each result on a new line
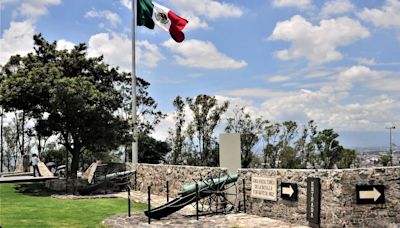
top-left (191, 175), bottom-right (238, 215)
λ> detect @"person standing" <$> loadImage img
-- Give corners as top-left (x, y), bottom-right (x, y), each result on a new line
top-left (31, 154), bottom-right (41, 177)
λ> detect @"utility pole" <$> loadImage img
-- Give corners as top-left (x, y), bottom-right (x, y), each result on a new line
top-left (386, 126), bottom-right (396, 166)
top-left (1, 108), bottom-right (4, 172)
top-left (131, 0), bottom-right (138, 165)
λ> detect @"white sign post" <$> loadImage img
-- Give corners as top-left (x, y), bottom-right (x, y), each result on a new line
top-left (251, 176), bottom-right (277, 201)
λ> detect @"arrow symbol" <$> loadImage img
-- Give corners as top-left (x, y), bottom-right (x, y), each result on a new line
top-left (282, 185), bottom-right (294, 197)
top-left (359, 187), bottom-right (381, 202)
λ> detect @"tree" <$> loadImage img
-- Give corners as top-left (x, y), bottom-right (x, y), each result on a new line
top-left (138, 132), bottom-right (171, 164)
top-left (167, 96), bottom-right (186, 165)
top-left (118, 75), bottom-right (166, 162)
top-left (225, 106), bottom-right (268, 168)
top-left (379, 154), bottom-right (392, 167)
top-left (0, 34), bottom-right (130, 177)
top-left (337, 148), bottom-right (358, 169)
top-left (313, 129), bottom-right (343, 169)
top-left (293, 120), bottom-right (318, 168)
top-left (2, 126), bottom-right (17, 171)
top-left (186, 95), bottom-right (229, 166)
top-left (262, 123), bottom-right (281, 168)
top-left (279, 146), bottom-right (301, 169)
top-left (41, 143), bottom-right (67, 166)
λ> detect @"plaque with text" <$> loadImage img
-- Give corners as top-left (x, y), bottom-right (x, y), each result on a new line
top-left (281, 182), bottom-right (298, 201)
top-left (356, 185), bottom-right (385, 204)
top-left (307, 177), bottom-right (321, 226)
top-left (251, 176), bottom-right (277, 201)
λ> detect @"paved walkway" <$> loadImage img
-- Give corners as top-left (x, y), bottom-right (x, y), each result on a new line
top-left (53, 190), bottom-right (308, 227)
top-left (0, 176), bottom-right (58, 183)
top-left (103, 212), bottom-right (309, 228)
top-left (101, 191), bottom-right (309, 228)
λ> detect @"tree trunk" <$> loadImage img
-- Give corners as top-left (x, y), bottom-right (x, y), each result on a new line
top-left (21, 111), bottom-right (25, 156)
top-left (37, 135), bottom-right (42, 158)
top-left (70, 148), bottom-right (81, 178)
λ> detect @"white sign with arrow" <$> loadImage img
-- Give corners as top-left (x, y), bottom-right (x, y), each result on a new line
top-left (356, 185), bottom-right (385, 204)
top-left (282, 185), bottom-right (294, 197)
top-left (359, 187), bottom-right (381, 202)
top-left (281, 182), bottom-right (298, 201)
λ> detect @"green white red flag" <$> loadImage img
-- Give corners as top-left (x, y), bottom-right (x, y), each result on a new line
top-left (137, 0), bottom-right (188, 42)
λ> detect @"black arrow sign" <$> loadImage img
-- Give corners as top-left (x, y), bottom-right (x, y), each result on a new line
top-left (356, 185), bottom-right (385, 204)
top-left (281, 182), bottom-right (298, 201)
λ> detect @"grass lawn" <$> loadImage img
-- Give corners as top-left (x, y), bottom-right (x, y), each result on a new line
top-left (0, 183), bottom-right (147, 228)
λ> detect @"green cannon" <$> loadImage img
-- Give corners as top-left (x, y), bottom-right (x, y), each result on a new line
top-left (179, 174), bottom-right (238, 195)
top-left (145, 173), bottom-right (239, 219)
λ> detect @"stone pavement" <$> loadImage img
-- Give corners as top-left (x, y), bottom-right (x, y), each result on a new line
top-left (52, 190), bottom-right (309, 227)
top-left (103, 212), bottom-right (309, 228)
top-left (102, 191), bottom-right (309, 228)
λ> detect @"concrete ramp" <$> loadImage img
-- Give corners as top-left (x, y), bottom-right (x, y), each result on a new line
top-left (36, 162), bottom-right (53, 177)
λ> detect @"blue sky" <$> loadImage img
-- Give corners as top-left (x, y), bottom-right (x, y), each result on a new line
top-left (1, 0), bottom-right (399, 148)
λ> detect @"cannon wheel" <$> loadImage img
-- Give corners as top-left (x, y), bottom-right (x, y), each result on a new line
top-left (193, 175), bottom-right (238, 215)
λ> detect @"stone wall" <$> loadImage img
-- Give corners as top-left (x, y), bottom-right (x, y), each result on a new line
top-left (238, 167), bottom-right (400, 228)
top-left (134, 163), bottom-right (227, 197)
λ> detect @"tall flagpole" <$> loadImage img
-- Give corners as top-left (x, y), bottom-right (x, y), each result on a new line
top-left (131, 0), bottom-right (138, 164)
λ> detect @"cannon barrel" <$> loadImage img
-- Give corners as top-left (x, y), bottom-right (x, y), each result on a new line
top-left (95, 170), bottom-right (135, 181)
top-left (179, 174), bottom-right (238, 195)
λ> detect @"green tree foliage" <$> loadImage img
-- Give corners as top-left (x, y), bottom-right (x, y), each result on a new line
top-left (0, 34), bottom-right (130, 177)
top-left (119, 77), bottom-right (165, 135)
top-left (262, 121), bottom-right (300, 168)
top-left (186, 95), bottom-right (229, 166)
top-left (40, 143), bottom-right (67, 166)
top-left (313, 129), bottom-right (343, 169)
top-left (118, 74), bottom-right (166, 163)
top-left (167, 95), bottom-right (229, 166)
top-left (167, 96), bottom-right (186, 165)
top-left (2, 125), bottom-right (18, 171)
top-left (260, 120), bottom-right (357, 169)
top-left (225, 106), bottom-right (268, 168)
top-left (379, 154), bottom-right (392, 167)
top-left (337, 148), bottom-right (358, 169)
top-left (138, 132), bottom-right (171, 164)
top-left (279, 146), bottom-right (301, 169)
top-left (262, 123), bottom-right (281, 168)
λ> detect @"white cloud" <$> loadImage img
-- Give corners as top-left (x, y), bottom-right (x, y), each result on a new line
top-left (87, 33), bottom-right (164, 71)
top-left (217, 87), bottom-right (399, 131)
top-left (355, 57), bottom-right (376, 66)
top-left (270, 15), bottom-right (369, 65)
top-left (217, 88), bottom-right (293, 98)
top-left (56, 39), bottom-right (75, 51)
top-left (320, 0), bottom-right (355, 18)
top-left (182, 13), bottom-right (209, 31)
top-left (120, 0), bottom-right (131, 10)
top-left (268, 75), bottom-right (291, 83)
top-left (367, 77), bottom-right (400, 92)
top-left (5, 0), bottom-right (62, 20)
top-left (304, 70), bottom-right (332, 79)
top-left (358, 0), bottom-right (400, 28)
top-left (85, 10), bottom-right (121, 27)
top-left (0, 20), bottom-right (35, 65)
top-left (152, 95), bottom-right (256, 141)
top-left (337, 65), bottom-right (381, 82)
top-left (313, 65), bottom-right (383, 93)
top-left (272, 0), bottom-right (312, 9)
top-left (163, 39), bottom-right (247, 70)
top-left (170, 0), bottom-right (243, 19)
top-left (213, 66), bottom-right (400, 131)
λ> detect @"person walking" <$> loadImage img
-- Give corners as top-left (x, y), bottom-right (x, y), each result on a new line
top-left (31, 154), bottom-right (42, 177)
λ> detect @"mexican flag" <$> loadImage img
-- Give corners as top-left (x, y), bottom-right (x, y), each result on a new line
top-left (137, 0), bottom-right (188, 43)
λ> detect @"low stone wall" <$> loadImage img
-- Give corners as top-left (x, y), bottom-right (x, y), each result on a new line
top-left (238, 167), bottom-right (400, 228)
top-left (134, 163), bottom-right (227, 197)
